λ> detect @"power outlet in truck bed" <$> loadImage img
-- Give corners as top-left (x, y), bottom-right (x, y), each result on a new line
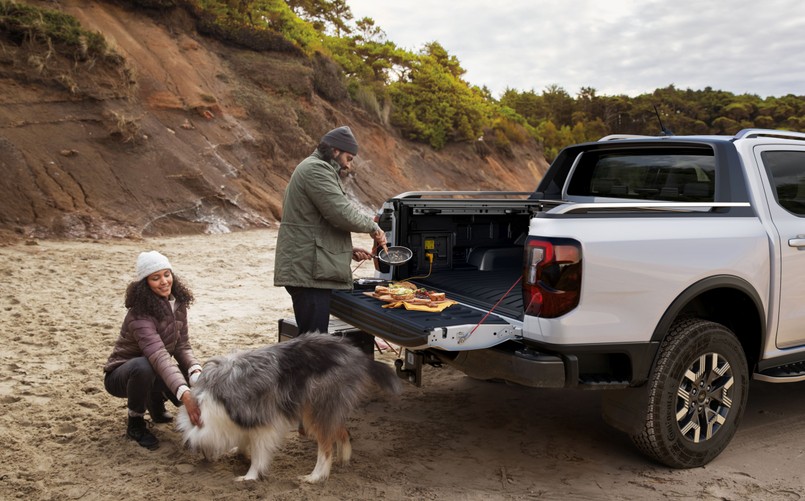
top-left (408, 232), bottom-right (452, 272)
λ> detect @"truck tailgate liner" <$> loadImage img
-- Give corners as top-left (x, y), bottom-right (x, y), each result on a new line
top-left (415, 269), bottom-right (523, 320)
top-left (331, 288), bottom-right (510, 348)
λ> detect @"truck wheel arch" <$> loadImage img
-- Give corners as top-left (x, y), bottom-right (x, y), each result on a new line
top-left (603, 282), bottom-right (761, 460)
top-left (647, 275), bottom-right (764, 375)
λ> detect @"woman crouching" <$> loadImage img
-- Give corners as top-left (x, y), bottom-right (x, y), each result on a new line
top-left (103, 251), bottom-right (203, 449)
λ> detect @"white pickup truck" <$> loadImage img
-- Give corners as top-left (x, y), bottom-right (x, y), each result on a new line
top-left (326, 128), bottom-right (805, 468)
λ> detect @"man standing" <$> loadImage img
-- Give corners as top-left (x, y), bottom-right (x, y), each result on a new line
top-left (274, 126), bottom-right (387, 333)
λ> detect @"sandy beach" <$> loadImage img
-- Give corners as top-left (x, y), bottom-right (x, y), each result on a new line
top-left (1, 228), bottom-right (804, 500)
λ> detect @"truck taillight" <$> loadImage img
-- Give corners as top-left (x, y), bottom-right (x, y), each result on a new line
top-left (522, 237), bottom-right (582, 318)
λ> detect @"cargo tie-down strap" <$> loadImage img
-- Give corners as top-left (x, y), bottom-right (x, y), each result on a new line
top-left (458, 276), bottom-right (522, 345)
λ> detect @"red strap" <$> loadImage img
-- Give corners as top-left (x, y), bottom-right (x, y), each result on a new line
top-left (467, 276), bottom-right (523, 337)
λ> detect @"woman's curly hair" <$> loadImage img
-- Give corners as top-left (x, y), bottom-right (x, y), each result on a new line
top-left (124, 273), bottom-right (194, 318)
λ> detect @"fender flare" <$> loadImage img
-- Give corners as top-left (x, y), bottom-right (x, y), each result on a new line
top-left (634, 275), bottom-right (765, 381)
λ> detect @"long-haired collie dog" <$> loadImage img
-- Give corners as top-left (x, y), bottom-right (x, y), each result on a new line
top-left (176, 332), bottom-right (402, 483)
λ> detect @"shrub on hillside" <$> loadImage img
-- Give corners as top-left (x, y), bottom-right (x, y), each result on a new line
top-left (312, 51), bottom-right (347, 102)
top-left (0, 1), bottom-right (118, 62)
top-left (195, 11), bottom-right (303, 55)
top-left (119, 0), bottom-right (178, 9)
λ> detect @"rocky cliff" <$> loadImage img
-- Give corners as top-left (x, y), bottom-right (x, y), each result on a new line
top-left (0, 1), bottom-right (548, 243)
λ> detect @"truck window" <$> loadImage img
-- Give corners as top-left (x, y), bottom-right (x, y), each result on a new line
top-left (761, 150), bottom-right (805, 216)
top-left (566, 148), bottom-right (716, 202)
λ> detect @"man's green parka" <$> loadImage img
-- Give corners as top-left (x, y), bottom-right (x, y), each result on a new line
top-left (273, 150), bottom-right (379, 290)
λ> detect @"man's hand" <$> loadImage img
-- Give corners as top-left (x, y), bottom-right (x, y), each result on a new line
top-left (370, 227), bottom-right (387, 249)
top-left (352, 247), bottom-right (373, 261)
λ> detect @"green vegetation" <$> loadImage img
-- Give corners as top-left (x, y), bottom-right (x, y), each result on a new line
top-left (8, 0), bottom-right (803, 159)
top-left (0, 0), bottom-right (114, 61)
top-left (501, 85), bottom-right (805, 160)
top-left (186, 0), bottom-right (507, 150)
top-left (194, 0), bottom-right (320, 54)
top-left (183, 0), bottom-right (805, 158)
top-left (387, 42), bottom-right (493, 149)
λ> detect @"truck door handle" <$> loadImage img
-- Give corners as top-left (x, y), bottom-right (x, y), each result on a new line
top-left (789, 238), bottom-right (805, 248)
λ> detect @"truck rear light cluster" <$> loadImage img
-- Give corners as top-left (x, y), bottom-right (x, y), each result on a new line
top-left (522, 237), bottom-right (582, 318)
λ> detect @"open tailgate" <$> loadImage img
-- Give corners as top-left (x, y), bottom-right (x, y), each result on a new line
top-left (330, 287), bottom-right (519, 351)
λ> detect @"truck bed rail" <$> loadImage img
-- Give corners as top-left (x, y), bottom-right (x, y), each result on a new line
top-left (394, 191), bottom-right (533, 199)
top-left (548, 201), bottom-right (751, 214)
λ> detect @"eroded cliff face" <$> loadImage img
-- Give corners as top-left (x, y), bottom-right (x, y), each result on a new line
top-left (0, 1), bottom-right (548, 243)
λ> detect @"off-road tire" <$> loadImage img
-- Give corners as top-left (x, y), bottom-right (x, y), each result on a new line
top-left (631, 318), bottom-right (749, 468)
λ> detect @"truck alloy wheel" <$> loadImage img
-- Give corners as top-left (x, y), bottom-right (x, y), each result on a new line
top-left (676, 351), bottom-right (734, 443)
top-left (632, 318), bottom-right (749, 468)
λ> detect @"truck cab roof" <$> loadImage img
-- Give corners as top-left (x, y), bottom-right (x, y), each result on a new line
top-left (597, 128), bottom-right (805, 144)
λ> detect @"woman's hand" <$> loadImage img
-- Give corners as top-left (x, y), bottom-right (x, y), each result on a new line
top-left (181, 391), bottom-right (203, 427)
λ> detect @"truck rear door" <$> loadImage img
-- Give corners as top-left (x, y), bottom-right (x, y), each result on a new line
top-left (754, 146), bottom-right (805, 349)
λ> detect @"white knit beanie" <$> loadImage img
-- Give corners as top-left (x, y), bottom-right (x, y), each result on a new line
top-left (135, 251), bottom-right (172, 281)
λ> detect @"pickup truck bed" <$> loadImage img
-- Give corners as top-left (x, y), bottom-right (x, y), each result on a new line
top-left (417, 269), bottom-right (523, 318)
top-left (333, 193), bottom-right (530, 348)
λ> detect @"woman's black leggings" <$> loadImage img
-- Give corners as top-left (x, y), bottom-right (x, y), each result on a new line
top-left (104, 357), bottom-right (173, 413)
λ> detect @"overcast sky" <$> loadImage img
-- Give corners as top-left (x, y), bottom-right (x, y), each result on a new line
top-left (347, 0), bottom-right (805, 99)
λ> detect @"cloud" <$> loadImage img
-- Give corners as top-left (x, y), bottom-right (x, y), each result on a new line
top-left (348, 0), bottom-right (805, 97)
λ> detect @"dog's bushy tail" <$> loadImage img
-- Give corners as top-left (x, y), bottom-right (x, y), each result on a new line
top-left (368, 360), bottom-right (403, 396)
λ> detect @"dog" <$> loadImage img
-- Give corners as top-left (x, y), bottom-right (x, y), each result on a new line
top-left (175, 332), bottom-right (402, 483)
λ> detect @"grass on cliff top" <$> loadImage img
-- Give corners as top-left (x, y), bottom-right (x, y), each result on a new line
top-left (0, 1), bottom-right (114, 61)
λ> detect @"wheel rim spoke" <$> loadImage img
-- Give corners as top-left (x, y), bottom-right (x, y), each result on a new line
top-left (675, 351), bottom-right (734, 443)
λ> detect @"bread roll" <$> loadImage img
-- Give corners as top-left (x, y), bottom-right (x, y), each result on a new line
top-left (390, 291), bottom-right (414, 300)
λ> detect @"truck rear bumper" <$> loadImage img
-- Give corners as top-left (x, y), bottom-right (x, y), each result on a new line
top-left (425, 340), bottom-right (644, 389)
top-left (429, 343), bottom-right (569, 388)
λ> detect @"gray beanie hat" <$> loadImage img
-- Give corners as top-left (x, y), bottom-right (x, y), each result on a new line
top-left (136, 251), bottom-right (172, 281)
top-left (322, 126), bottom-right (358, 155)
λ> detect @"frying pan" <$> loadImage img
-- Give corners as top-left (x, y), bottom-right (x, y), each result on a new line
top-left (375, 246), bottom-right (413, 266)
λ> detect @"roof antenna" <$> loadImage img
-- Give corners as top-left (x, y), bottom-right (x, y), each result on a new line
top-left (654, 105), bottom-right (674, 136)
